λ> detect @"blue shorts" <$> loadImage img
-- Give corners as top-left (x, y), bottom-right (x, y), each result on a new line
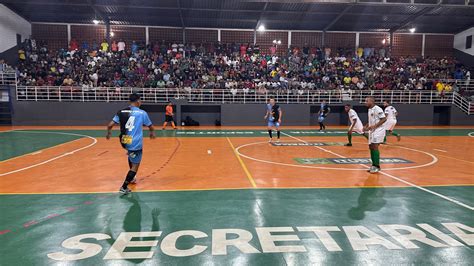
top-left (268, 121), bottom-right (280, 128)
top-left (127, 150), bottom-right (143, 164)
top-left (318, 116), bottom-right (325, 123)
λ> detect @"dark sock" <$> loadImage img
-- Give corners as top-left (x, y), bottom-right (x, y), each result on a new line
top-left (268, 130), bottom-right (273, 138)
top-left (319, 123), bottom-right (323, 130)
top-left (277, 131), bottom-right (280, 139)
top-left (373, 150), bottom-right (380, 168)
top-left (348, 133), bottom-right (352, 144)
top-left (323, 124), bottom-right (326, 130)
top-left (370, 149), bottom-right (375, 164)
top-left (122, 170), bottom-right (137, 189)
top-left (128, 159), bottom-right (132, 169)
top-left (383, 135), bottom-right (387, 143)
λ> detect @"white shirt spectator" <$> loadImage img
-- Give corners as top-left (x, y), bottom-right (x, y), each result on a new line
top-left (118, 41), bottom-right (125, 51)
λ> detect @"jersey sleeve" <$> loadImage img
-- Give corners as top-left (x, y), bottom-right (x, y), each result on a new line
top-left (377, 107), bottom-right (386, 118)
top-left (143, 112), bottom-right (152, 127)
top-left (112, 114), bottom-right (119, 124)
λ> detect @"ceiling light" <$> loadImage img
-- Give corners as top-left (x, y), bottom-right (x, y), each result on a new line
top-left (257, 25), bottom-right (265, 32)
top-left (110, 32), bottom-right (115, 37)
top-left (93, 19), bottom-right (99, 25)
top-left (409, 27), bottom-right (416, 33)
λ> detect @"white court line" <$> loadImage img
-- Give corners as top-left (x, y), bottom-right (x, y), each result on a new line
top-left (433, 149), bottom-right (448, 153)
top-left (0, 131), bottom-right (97, 177)
top-left (0, 137), bottom-right (84, 163)
top-left (280, 132), bottom-right (474, 211)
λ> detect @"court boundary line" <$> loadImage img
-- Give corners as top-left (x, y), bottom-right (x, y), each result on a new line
top-left (1, 183), bottom-right (473, 195)
top-left (0, 131), bottom-right (98, 177)
top-left (468, 132), bottom-right (474, 137)
top-left (226, 137), bottom-right (257, 188)
top-left (0, 135), bottom-right (84, 163)
top-left (280, 132), bottom-right (474, 211)
top-left (235, 141), bottom-right (438, 171)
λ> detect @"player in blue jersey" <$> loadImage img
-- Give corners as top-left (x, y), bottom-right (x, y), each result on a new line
top-left (264, 98), bottom-right (283, 143)
top-left (106, 93), bottom-right (155, 194)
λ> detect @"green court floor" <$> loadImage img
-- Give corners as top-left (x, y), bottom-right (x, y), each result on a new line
top-left (0, 188), bottom-right (473, 265)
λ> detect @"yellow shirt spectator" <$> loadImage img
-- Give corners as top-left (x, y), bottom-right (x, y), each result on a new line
top-left (343, 76), bottom-right (351, 84)
top-left (101, 41), bottom-right (109, 52)
top-left (436, 82), bottom-right (445, 93)
top-left (444, 84), bottom-right (452, 92)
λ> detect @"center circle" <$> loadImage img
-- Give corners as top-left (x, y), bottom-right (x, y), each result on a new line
top-left (235, 141), bottom-right (438, 171)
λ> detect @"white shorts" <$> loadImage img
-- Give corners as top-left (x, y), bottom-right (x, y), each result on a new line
top-left (369, 129), bottom-right (386, 144)
top-left (350, 122), bottom-right (365, 135)
top-left (385, 120), bottom-right (397, 131)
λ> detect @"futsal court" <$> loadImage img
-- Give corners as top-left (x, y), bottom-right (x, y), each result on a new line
top-left (0, 126), bottom-right (473, 265)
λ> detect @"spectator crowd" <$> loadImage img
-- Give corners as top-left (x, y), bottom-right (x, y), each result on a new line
top-left (11, 38), bottom-right (472, 96)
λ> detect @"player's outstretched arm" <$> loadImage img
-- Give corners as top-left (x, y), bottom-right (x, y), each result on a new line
top-left (106, 121), bottom-right (115, 140)
top-left (148, 125), bottom-right (156, 139)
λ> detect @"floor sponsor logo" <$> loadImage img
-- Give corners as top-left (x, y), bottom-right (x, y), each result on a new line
top-left (295, 158), bottom-right (413, 165)
top-left (46, 222), bottom-right (472, 261)
top-left (272, 142), bottom-right (345, 147)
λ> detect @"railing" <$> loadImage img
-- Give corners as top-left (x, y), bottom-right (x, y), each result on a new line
top-left (0, 71), bottom-right (17, 86)
top-left (16, 86), bottom-right (459, 105)
top-left (452, 92), bottom-right (473, 115)
top-left (351, 90), bottom-right (454, 104)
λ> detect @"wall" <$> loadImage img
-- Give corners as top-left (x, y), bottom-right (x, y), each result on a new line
top-left (11, 99), bottom-right (474, 126)
top-left (0, 4), bottom-right (31, 53)
top-left (30, 23), bottom-right (456, 58)
top-left (454, 27), bottom-right (474, 56)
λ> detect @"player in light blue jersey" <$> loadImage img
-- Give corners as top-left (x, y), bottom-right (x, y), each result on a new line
top-left (106, 93), bottom-right (155, 194)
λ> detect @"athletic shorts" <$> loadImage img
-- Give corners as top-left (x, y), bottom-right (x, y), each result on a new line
top-left (384, 120), bottom-right (397, 131)
top-left (368, 129), bottom-right (386, 144)
top-left (165, 115), bottom-right (174, 122)
top-left (318, 116), bottom-right (325, 123)
top-left (350, 122), bottom-right (365, 135)
top-left (268, 121), bottom-right (280, 128)
top-left (128, 150), bottom-right (143, 164)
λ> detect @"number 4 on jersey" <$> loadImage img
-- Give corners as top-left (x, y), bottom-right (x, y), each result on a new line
top-left (125, 116), bottom-right (135, 131)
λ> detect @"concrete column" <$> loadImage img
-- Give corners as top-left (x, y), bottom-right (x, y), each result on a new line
top-left (67, 24), bottom-right (71, 43)
top-left (218, 29), bottom-right (221, 42)
top-left (145, 26), bottom-right (149, 45)
top-left (422, 34), bottom-right (426, 58)
top-left (355, 32), bottom-right (360, 50)
top-left (288, 31), bottom-right (292, 48)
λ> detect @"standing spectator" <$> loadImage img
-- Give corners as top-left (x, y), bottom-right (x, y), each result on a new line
top-left (118, 40), bottom-right (126, 52)
top-left (100, 40), bottom-right (109, 52)
top-left (69, 39), bottom-right (79, 51)
top-left (111, 40), bottom-right (118, 53)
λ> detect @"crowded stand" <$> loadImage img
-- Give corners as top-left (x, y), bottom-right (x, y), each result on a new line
top-left (11, 39), bottom-right (472, 97)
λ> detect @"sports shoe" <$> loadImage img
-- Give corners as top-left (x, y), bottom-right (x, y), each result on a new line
top-left (367, 166), bottom-right (375, 172)
top-left (268, 138), bottom-right (273, 143)
top-left (345, 143), bottom-right (352, 147)
top-left (119, 187), bottom-right (132, 195)
top-left (369, 166), bottom-right (381, 174)
top-left (276, 139), bottom-right (280, 143)
top-left (130, 178), bottom-right (137, 184)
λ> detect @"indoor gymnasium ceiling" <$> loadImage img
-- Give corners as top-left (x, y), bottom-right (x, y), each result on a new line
top-left (1, 0), bottom-right (474, 33)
